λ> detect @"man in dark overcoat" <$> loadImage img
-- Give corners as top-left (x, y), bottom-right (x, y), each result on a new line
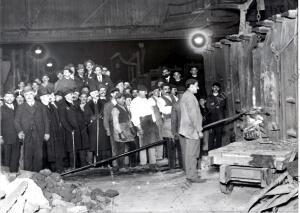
top-left (14, 86), bottom-right (50, 172)
top-left (39, 89), bottom-right (65, 172)
top-left (1, 91), bottom-right (20, 173)
top-left (84, 87), bottom-right (111, 164)
top-left (59, 89), bottom-right (88, 168)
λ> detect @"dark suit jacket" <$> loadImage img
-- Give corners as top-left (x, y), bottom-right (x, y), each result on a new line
top-left (59, 100), bottom-right (88, 151)
top-left (14, 101), bottom-right (50, 143)
top-left (171, 101), bottom-right (181, 136)
top-left (1, 104), bottom-right (18, 144)
top-left (45, 104), bottom-right (65, 161)
top-left (74, 75), bottom-right (86, 90)
top-left (190, 75), bottom-right (207, 99)
top-left (87, 75), bottom-right (113, 91)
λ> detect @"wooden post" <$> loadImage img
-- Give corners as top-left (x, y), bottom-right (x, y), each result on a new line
top-left (0, 47), bottom-right (2, 173)
top-left (11, 49), bottom-right (16, 89)
top-left (19, 49), bottom-right (24, 81)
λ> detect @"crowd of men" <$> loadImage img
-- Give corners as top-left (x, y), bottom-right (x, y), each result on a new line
top-left (0, 60), bottom-right (225, 183)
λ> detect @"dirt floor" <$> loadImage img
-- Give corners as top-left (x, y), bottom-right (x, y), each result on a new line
top-left (65, 166), bottom-right (264, 213)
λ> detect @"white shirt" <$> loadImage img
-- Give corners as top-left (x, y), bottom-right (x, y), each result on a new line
top-left (5, 103), bottom-right (14, 110)
top-left (80, 103), bottom-right (86, 111)
top-left (111, 99), bottom-right (117, 106)
top-left (165, 76), bottom-right (170, 83)
top-left (92, 98), bottom-right (99, 104)
top-left (148, 96), bottom-right (159, 107)
top-left (27, 101), bottom-right (35, 107)
top-left (131, 96), bottom-right (156, 127)
top-left (97, 75), bottom-right (103, 82)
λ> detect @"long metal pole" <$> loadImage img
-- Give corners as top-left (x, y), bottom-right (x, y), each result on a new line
top-left (96, 119), bottom-right (99, 157)
top-left (62, 111), bottom-right (248, 177)
top-left (72, 131), bottom-right (76, 169)
top-left (61, 140), bottom-right (166, 176)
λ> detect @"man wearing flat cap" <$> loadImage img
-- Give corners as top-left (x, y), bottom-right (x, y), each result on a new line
top-left (40, 74), bottom-right (54, 94)
top-left (14, 86), bottom-right (50, 172)
top-left (1, 90), bottom-right (20, 173)
top-left (148, 84), bottom-right (164, 160)
top-left (54, 67), bottom-right (77, 93)
top-left (189, 66), bottom-right (207, 100)
top-left (179, 79), bottom-right (206, 183)
top-left (157, 83), bottom-right (178, 169)
top-left (74, 64), bottom-right (87, 91)
top-left (111, 93), bottom-right (137, 169)
top-left (131, 85), bottom-right (160, 166)
top-left (103, 87), bottom-right (119, 168)
top-left (206, 81), bottom-right (225, 150)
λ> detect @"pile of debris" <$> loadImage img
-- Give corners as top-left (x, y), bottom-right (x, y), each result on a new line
top-left (248, 160), bottom-right (298, 212)
top-left (0, 169), bottom-right (119, 213)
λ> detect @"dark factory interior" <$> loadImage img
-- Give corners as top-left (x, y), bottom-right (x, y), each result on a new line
top-left (0, 0), bottom-right (298, 212)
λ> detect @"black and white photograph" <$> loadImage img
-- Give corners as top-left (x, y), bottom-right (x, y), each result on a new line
top-left (0, 0), bottom-right (298, 212)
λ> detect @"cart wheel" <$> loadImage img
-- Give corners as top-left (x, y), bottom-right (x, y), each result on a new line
top-left (220, 182), bottom-right (234, 194)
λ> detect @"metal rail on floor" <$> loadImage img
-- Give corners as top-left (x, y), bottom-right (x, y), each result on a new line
top-left (61, 111), bottom-right (248, 177)
top-left (61, 140), bottom-right (167, 176)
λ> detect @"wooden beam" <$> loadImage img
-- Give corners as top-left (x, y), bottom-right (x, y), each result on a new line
top-left (0, 181), bottom-right (28, 213)
top-left (81, 0), bottom-right (109, 26)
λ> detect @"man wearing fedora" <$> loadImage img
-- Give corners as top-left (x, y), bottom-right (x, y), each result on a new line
top-left (14, 86), bottom-right (50, 172)
top-left (206, 82), bottom-right (226, 150)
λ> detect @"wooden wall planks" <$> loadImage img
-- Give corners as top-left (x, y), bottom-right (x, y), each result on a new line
top-left (203, 12), bottom-right (297, 142)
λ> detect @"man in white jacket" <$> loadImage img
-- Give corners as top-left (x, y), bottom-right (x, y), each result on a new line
top-left (131, 85), bottom-right (160, 166)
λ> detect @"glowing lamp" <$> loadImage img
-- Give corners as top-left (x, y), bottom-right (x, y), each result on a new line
top-left (191, 33), bottom-right (206, 48)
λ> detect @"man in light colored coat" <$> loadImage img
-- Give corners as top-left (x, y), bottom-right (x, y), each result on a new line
top-left (179, 79), bottom-right (206, 183)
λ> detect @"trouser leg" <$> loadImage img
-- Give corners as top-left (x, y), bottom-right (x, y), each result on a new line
top-left (208, 129), bottom-right (215, 151)
top-left (3, 144), bottom-right (11, 167)
top-left (87, 151), bottom-right (93, 164)
top-left (69, 151), bottom-right (76, 168)
top-left (215, 126), bottom-right (222, 149)
top-left (185, 138), bottom-right (200, 180)
top-left (9, 143), bottom-right (21, 173)
top-left (19, 144), bottom-right (24, 170)
top-left (79, 150), bottom-right (87, 167)
top-left (109, 136), bottom-right (118, 167)
top-left (148, 147), bottom-right (156, 165)
top-left (179, 136), bottom-right (186, 171)
top-left (138, 135), bottom-right (147, 165)
top-left (23, 143), bottom-right (34, 171)
top-left (175, 139), bottom-right (183, 169)
top-left (202, 130), bottom-right (209, 152)
top-left (126, 142), bottom-right (137, 167)
top-left (165, 137), bottom-right (175, 169)
top-left (115, 142), bottom-right (125, 168)
top-left (155, 145), bottom-right (164, 160)
top-left (33, 145), bottom-right (43, 172)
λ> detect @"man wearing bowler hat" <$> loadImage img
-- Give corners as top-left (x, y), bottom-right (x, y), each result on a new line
top-left (59, 89), bottom-right (88, 168)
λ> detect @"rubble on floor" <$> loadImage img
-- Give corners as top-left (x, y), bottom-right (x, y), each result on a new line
top-left (248, 160), bottom-right (298, 212)
top-left (0, 169), bottom-right (119, 213)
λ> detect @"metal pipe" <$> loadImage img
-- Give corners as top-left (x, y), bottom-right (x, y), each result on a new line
top-left (61, 140), bottom-right (166, 176)
top-left (61, 111), bottom-right (248, 177)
